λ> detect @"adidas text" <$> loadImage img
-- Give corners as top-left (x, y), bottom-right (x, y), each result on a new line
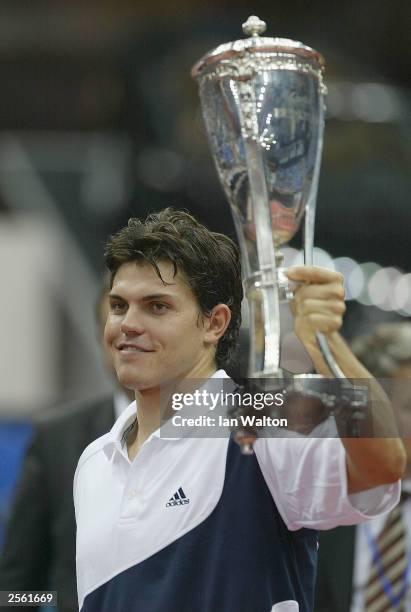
top-left (166, 499), bottom-right (190, 507)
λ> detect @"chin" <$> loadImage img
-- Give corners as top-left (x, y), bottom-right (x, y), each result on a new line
top-left (116, 365), bottom-right (183, 393)
top-left (118, 374), bottom-right (159, 393)
top-left (118, 374), bottom-right (142, 390)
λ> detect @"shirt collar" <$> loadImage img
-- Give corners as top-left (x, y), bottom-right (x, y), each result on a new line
top-left (102, 369), bottom-right (229, 459)
top-left (102, 400), bottom-right (137, 460)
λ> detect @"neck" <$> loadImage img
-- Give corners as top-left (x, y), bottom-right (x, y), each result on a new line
top-left (117, 385), bottom-right (134, 403)
top-left (129, 360), bottom-right (218, 456)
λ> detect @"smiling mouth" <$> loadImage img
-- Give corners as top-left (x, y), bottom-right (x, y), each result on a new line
top-left (117, 344), bottom-right (154, 353)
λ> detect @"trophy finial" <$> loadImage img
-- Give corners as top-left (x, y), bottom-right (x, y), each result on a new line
top-left (242, 15), bottom-right (267, 37)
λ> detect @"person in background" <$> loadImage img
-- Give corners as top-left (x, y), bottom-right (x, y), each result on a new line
top-left (0, 281), bottom-right (133, 612)
top-left (315, 322), bottom-right (411, 612)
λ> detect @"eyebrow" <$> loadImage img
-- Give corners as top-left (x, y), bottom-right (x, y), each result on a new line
top-left (108, 292), bottom-right (177, 301)
top-left (141, 293), bottom-right (176, 301)
top-left (108, 293), bottom-right (125, 301)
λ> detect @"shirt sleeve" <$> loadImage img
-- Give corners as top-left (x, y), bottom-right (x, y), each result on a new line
top-left (253, 435), bottom-right (400, 531)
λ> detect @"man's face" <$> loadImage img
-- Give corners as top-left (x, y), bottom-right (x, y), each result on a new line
top-left (104, 261), bottom-right (215, 392)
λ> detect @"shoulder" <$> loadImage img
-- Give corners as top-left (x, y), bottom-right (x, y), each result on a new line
top-left (76, 431), bottom-right (111, 471)
top-left (73, 432), bottom-right (112, 493)
top-left (74, 398), bottom-right (136, 477)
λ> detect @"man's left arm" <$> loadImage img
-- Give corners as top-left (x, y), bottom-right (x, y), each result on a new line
top-left (287, 266), bottom-right (406, 494)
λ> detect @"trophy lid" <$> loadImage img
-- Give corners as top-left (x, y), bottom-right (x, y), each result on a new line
top-left (192, 15), bottom-right (324, 79)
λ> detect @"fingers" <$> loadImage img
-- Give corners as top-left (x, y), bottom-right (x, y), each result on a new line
top-left (293, 297), bottom-right (346, 318)
top-left (291, 297), bottom-right (345, 336)
top-left (287, 266), bottom-right (346, 340)
top-left (293, 281), bottom-right (345, 303)
top-left (286, 265), bottom-right (344, 286)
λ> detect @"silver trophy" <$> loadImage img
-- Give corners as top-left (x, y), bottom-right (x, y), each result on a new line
top-left (192, 16), bottom-right (367, 448)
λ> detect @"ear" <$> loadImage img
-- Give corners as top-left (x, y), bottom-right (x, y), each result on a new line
top-left (204, 304), bottom-right (231, 346)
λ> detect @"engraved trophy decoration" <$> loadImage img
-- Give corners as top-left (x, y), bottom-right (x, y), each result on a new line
top-left (192, 16), bottom-right (367, 451)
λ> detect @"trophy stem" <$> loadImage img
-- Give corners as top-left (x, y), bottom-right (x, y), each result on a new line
top-left (247, 285), bottom-right (283, 377)
top-left (236, 79), bottom-right (282, 377)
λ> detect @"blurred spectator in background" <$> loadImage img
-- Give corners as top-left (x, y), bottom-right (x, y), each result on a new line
top-left (315, 322), bottom-right (411, 612)
top-left (0, 280), bottom-right (133, 612)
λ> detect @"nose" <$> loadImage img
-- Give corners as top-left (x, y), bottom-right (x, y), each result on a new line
top-left (120, 306), bottom-right (145, 335)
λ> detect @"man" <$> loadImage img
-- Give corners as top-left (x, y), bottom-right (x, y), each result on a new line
top-left (0, 284), bottom-right (132, 612)
top-left (315, 322), bottom-right (411, 612)
top-left (75, 209), bottom-right (405, 612)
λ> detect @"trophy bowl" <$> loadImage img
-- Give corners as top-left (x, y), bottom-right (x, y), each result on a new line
top-left (192, 15), bottom-right (326, 378)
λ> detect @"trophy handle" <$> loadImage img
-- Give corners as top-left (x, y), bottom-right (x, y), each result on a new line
top-left (303, 79), bottom-right (327, 260)
top-left (315, 331), bottom-right (346, 379)
top-left (302, 93), bottom-right (346, 379)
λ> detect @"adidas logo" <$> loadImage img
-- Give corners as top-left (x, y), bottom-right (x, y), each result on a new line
top-left (166, 487), bottom-right (190, 507)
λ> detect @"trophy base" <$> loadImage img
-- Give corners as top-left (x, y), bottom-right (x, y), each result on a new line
top-left (292, 373), bottom-right (368, 409)
top-left (229, 374), bottom-right (369, 454)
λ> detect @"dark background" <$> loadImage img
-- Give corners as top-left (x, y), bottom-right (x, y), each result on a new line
top-left (0, 0), bottom-right (409, 266)
top-left (0, 0), bottom-right (409, 400)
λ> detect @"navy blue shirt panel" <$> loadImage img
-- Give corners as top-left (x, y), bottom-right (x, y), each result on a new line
top-left (81, 439), bottom-right (318, 612)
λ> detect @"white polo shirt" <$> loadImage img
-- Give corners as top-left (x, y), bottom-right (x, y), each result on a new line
top-left (74, 371), bottom-right (400, 612)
